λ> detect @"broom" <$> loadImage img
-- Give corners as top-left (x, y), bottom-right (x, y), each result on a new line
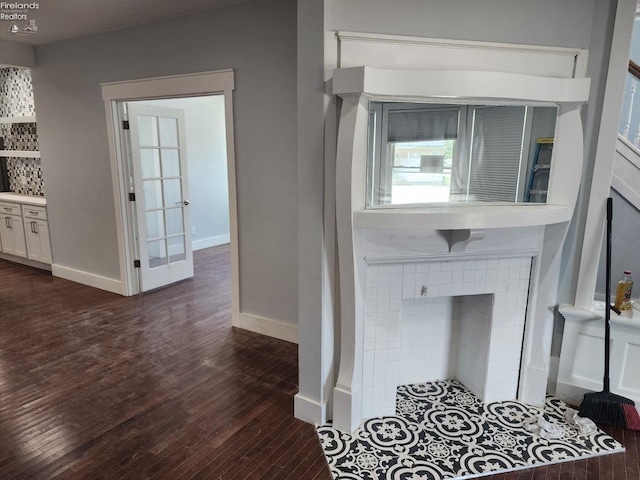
top-left (578, 197), bottom-right (640, 430)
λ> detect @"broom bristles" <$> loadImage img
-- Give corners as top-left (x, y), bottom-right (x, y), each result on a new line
top-left (579, 390), bottom-right (640, 430)
top-left (623, 404), bottom-right (640, 431)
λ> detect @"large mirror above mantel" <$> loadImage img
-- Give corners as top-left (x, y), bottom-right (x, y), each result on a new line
top-left (367, 101), bottom-right (558, 206)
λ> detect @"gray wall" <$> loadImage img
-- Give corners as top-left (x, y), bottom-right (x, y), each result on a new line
top-left (327, 0), bottom-right (594, 47)
top-left (32, 0), bottom-right (298, 325)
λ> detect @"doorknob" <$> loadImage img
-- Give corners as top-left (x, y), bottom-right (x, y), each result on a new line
top-left (176, 200), bottom-right (190, 206)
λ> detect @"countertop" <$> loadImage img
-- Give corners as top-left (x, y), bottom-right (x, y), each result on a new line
top-left (0, 192), bottom-right (47, 206)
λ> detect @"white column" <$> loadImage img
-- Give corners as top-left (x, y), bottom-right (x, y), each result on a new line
top-left (574, 0), bottom-right (636, 309)
top-left (294, 0), bottom-right (336, 425)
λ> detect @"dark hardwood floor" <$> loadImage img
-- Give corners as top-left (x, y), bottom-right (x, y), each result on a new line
top-left (1, 245), bottom-right (638, 479)
top-left (0, 245), bottom-right (332, 480)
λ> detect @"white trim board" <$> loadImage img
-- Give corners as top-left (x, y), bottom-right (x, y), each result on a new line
top-left (236, 313), bottom-right (298, 344)
top-left (294, 393), bottom-right (328, 426)
top-left (335, 31), bottom-right (588, 79)
top-left (52, 264), bottom-right (125, 295)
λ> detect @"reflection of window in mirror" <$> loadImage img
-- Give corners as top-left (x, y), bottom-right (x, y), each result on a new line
top-left (366, 102), bottom-right (558, 207)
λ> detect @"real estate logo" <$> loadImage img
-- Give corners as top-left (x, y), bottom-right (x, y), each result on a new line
top-left (0, 2), bottom-right (38, 36)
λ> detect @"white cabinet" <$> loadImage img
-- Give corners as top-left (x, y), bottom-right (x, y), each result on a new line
top-left (0, 202), bottom-right (27, 258)
top-left (0, 197), bottom-right (50, 267)
top-left (556, 304), bottom-right (640, 413)
top-left (23, 206), bottom-right (51, 264)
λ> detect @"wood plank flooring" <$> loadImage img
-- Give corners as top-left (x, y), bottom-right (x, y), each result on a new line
top-left (1, 245), bottom-right (638, 479)
top-left (0, 245), bottom-right (331, 479)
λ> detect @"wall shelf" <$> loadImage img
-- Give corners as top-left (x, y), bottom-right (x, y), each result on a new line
top-left (0, 116), bottom-right (36, 124)
top-left (0, 150), bottom-right (40, 159)
top-left (353, 204), bottom-right (571, 230)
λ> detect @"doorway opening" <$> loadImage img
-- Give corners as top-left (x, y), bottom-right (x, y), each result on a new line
top-left (102, 70), bottom-right (240, 324)
top-left (121, 97), bottom-right (230, 291)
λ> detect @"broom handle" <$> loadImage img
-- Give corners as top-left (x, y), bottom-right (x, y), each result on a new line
top-left (604, 197), bottom-right (612, 392)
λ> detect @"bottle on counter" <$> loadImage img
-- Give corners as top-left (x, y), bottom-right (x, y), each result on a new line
top-left (614, 270), bottom-right (634, 311)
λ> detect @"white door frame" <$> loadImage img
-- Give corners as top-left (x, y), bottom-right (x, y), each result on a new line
top-left (101, 69), bottom-right (240, 325)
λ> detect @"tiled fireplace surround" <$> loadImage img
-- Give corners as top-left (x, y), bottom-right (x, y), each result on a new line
top-left (362, 255), bottom-right (532, 420)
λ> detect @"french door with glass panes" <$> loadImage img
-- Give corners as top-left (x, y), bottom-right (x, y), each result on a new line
top-left (128, 104), bottom-right (193, 291)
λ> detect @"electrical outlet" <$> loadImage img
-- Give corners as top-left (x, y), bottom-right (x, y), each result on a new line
top-left (20, 175), bottom-right (27, 185)
top-left (191, 226), bottom-right (196, 235)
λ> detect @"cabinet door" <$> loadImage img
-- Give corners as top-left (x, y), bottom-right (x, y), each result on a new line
top-left (24, 218), bottom-right (51, 264)
top-left (0, 215), bottom-right (27, 258)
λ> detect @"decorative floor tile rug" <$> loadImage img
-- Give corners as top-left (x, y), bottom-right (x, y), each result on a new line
top-left (317, 380), bottom-right (624, 479)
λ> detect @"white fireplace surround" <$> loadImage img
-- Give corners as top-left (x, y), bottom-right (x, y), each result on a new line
top-left (330, 33), bottom-right (591, 432)
top-left (362, 256), bottom-right (532, 420)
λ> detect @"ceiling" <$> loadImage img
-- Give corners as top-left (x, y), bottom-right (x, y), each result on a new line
top-left (0, 0), bottom-right (248, 46)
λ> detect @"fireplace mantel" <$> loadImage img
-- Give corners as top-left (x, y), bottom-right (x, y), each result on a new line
top-left (328, 34), bottom-right (591, 433)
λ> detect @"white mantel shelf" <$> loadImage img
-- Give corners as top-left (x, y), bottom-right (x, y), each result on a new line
top-left (353, 204), bottom-right (571, 230)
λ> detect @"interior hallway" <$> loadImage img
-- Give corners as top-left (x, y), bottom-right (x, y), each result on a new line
top-left (0, 245), bottom-right (331, 479)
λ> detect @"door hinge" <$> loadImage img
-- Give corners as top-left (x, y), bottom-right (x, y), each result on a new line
top-left (122, 120), bottom-right (130, 130)
top-left (134, 260), bottom-right (141, 268)
top-left (128, 192), bottom-right (136, 201)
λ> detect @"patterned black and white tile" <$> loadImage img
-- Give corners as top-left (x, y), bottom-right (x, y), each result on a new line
top-left (6, 157), bottom-right (45, 196)
top-left (0, 67), bottom-right (36, 117)
top-left (318, 380), bottom-right (624, 480)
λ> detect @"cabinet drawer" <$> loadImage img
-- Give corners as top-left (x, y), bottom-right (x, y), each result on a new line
top-left (22, 205), bottom-right (47, 220)
top-left (0, 201), bottom-right (21, 216)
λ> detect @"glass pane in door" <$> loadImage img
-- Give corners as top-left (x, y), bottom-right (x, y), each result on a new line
top-left (143, 180), bottom-right (164, 210)
top-left (161, 149), bottom-right (180, 177)
top-left (148, 239), bottom-right (167, 268)
top-left (158, 117), bottom-right (179, 147)
top-left (163, 178), bottom-right (182, 206)
top-left (165, 208), bottom-right (184, 236)
top-left (138, 115), bottom-right (159, 146)
top-left (145, 210), bottom-right (165, 239)
top-left (167, 235), bottom-right (186, 263)
top-left (140, 149), bottom-right (161, 178)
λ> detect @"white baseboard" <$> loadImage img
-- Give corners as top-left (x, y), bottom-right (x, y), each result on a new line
top-left (235, 312), bottom-right (298, 344)
top-left (52, 264), bottom-right (125, 295)
top-left (294, 393), bottom-right (328, 425)
top-left (193, 234), bottom-right (230, 251)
